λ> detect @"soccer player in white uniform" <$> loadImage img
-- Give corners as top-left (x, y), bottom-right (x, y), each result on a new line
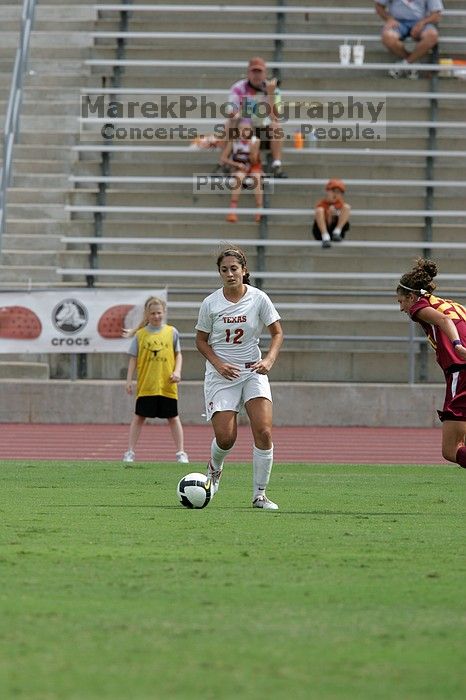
top-left (195, 245), bottom-right (284, 510)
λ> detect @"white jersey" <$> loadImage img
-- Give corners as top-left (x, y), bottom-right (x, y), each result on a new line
top-left (195, 285), bottom-right (280, 373)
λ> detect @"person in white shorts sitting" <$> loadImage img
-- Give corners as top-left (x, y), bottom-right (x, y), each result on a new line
top-left (195, 244), bottom-right (284, 510)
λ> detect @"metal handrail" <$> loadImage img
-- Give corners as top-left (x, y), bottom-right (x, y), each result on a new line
top-left (0, 0), bottom-right (36, 248)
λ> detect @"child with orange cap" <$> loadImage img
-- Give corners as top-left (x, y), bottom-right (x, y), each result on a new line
top-left (312, 179), bottom-right (351, 249)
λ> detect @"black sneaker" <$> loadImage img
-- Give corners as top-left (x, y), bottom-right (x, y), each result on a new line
top-left (271, 164), bottom-right (288, 178)
top-left (321, 239), bottom-right (332, 249)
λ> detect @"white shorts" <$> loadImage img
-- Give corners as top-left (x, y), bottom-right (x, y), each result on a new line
top-left (204, 369), bottom-right (272, 421)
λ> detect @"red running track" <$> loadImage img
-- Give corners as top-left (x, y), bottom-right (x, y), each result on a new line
top-left (0, 423), bottom-right (447, 464)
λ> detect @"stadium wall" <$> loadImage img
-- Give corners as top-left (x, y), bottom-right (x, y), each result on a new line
top-left (0, 380), bottom-right (444, 427)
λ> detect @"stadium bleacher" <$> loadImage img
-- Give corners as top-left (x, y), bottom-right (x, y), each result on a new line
top-left (1, 0), bottom-right (466, 390)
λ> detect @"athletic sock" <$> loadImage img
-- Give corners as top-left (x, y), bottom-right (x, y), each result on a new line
top-left (321, 231), bottom-right (331, 242)
top-left (332, 227), bottom-right (341, 236)
top-left (455, 446), bottom-right (466, 468)
top-left (211, 438), bottom-right (231, 471)
top-left (271, 160), bottom-right (281, 168)
top-left (253, 444), bottom-right (274, 498)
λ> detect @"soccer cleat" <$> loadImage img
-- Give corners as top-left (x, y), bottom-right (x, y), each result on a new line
top-left (252, 494), bottom-right (279, 510)
top-left (176, 451), bottom-right (190, 464)
top-left (407, 65), bottom-right (419, 80)
top-left (331, 231), bottom-right (342, 242)
top-left (226, 211), bottom-right (238, 223)
top-left (123, 449), bottom-right (135, 463)
top-left (321, 238), bottom-right (332, 249)
top-left (206, 459), bottom-right (222, 495)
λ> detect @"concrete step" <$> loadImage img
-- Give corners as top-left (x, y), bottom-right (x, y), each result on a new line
top-left (66, 188), bottom-right (428, 210)
top-left (14, 145), bottom-right (76, 161)
top-left (21, 115), bottom-right (80, 132)
top-left (57, 247), bottom-right (465, 275)
top-left (20, 101), bottom-right (87, 117)
top-left (1, 250), bottom-right (60, 266)
top-left (5, 219), bottom-right (93, 235)
top-left (0, 264), bottom-right (57, 283)
top-left (1, 233), bottom-right (62, 251)
top-left (0, 362), bottom-right (50, 380)
top-left (8, 188), bottom-right (67, 205)
top-left (14, 159), bottom-right (73, 174)
top-left (12, 174), bottom-right (71, 188)
top-left (16, 131), bottom-right (78, 145)
top-left (5, 204), bottom-right (68, 220)
top-left (62, 218), bottom-right (463, 242)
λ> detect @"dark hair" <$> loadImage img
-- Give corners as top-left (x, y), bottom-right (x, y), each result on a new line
top-left (397, 258), bottom-right (438, 296)
top-left (216, 245), bottom-right (251, 285)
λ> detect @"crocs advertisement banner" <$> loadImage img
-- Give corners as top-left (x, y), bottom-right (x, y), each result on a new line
top-left (0, 289), bottom-right (167, 353)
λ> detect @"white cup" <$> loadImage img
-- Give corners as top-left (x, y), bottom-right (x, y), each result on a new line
top-left (353, 43), bottom-right (365, 65)
top-left (339, 44), bottom-right (351, 65)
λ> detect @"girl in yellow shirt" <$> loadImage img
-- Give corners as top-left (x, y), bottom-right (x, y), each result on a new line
top-left (123, 296), bottom-right (189, 464)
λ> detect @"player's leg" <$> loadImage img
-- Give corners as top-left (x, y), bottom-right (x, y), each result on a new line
top-left (226, 170), bottom-right (245, 222)
top-left (207, 410), bottom-right (238, 491)
top-left (441, 420), bottom-right (466, 467)
top-left (408, 25), bottom-right (439, 63)
top-left (331, 203), bottom-right (351, 241)
top-left (123, 413), bottom-right (145, 462)
top-left (245, 396), bottom-right (278, 510)
top-left (167, 415), bottom-right (189, 463)
top-left (382, 23), bottom-right (409, 59)
top-left (315, 206), bottom-right (331, 248)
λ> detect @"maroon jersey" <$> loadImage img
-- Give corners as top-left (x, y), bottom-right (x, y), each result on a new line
top-left (409, 294), bottom-right (466, 371)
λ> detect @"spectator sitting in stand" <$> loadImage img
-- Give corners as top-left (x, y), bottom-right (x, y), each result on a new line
top-left (224, 56), bottom-right (287, 178)
top-left (312, 179), bottom-right (351, 250)
top-left (375, 0), bottom-right (443, 79)
top-left (220, 118), bottom-right (264, 224)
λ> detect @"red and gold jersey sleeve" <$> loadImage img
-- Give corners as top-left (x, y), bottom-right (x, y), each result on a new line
top-left (410, 294), bottom-right (466, 371)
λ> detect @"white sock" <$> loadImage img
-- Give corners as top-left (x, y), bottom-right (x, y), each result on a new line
top-left (211, 438), bottom-right (231, 471)
top-left (333, 227), bottom-right (341, 236)
top-left (271, 160), bottom-right (281, 168)
top-left (321, 231), bottom-right (331, 241)
top-left (253, 444), bottom-right (273, 498)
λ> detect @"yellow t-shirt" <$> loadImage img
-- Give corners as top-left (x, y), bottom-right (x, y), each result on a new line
top-left (135, 325), bottom-right (177, 399)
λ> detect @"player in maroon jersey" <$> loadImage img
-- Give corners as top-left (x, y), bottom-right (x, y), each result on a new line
top-left (397, 258), bottom-right (466, 470)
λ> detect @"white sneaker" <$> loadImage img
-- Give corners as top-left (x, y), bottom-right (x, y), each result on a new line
top-left (123, 449), bottom-right (135, 463)
top-left (388, 59), bottom-right (408, 79)
top-left (252, 494), bottom-right (279, 510)
top-left (206, 459), bottom-right (222, 495)
top-left (176, 451), bottom-right (189, 464)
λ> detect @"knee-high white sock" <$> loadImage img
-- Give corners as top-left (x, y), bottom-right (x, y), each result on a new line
top-left (211, 438), bottom-right (231, 470)
top-left (253, 444), bottom-right (273, 498)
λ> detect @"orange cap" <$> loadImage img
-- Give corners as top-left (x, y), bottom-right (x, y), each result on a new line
top-left (326, 178), bottom-right (346, 193)
top-left (248, 56), bottom-right (267, 71)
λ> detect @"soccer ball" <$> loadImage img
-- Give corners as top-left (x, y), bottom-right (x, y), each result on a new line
top-left (177, 472), bottom-right (213, 509)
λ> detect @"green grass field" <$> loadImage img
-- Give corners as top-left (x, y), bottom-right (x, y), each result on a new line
top-left (0, 460), bottom-right (465, 700)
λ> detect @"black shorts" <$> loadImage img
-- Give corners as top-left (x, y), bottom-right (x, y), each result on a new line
top-left (255, 126), bottom-right (275, 150)
top-left (135, 395), bottom-right (178, 419)
top-left (312, 219), bottom-right (350, 241)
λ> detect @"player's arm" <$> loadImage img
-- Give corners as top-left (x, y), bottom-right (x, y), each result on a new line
top-left (125, 355), bottom-right (137, 394)
top-left (251, 321), bottom-right (284, 374)
top-left (375, 2), bottom-right (398, 28)
top-left (195, 329), bottom-right (240, 379)
top-left (416, 306), bottom-right (466, 360)
top-left (171, 350), bottom-right (182, 383)
top-left (411, 11), bottom-right (441, 38)
top-left (249, 137), bottom-right (260, 164)
top-left (220, 140), bottom-right (233, 166)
